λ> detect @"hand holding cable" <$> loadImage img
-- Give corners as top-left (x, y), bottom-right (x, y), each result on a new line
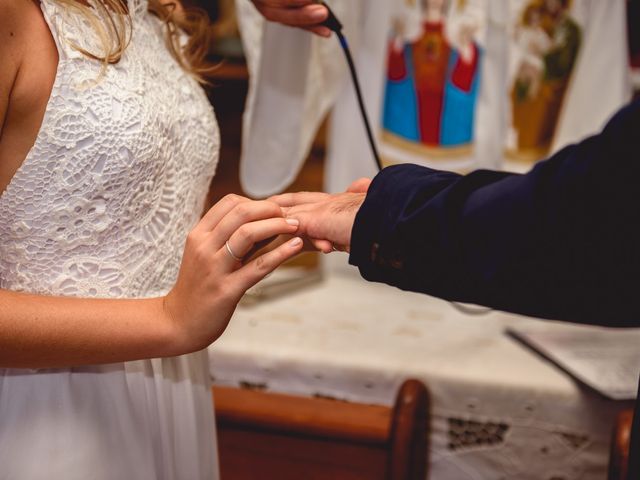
top-left (250, 0), bottom-right (333, 37)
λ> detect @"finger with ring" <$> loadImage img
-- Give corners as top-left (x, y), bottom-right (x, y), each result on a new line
top-left (225, 240), bottom-right (243, 262)
top-left (222, 217), bottom-right (300, 264)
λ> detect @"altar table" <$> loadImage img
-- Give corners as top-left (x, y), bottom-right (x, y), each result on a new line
top-left (209, 267), bottom-right (633, 480)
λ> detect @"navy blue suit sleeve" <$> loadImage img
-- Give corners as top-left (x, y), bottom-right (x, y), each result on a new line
top-left (349, 101), bottom-right (640, 327)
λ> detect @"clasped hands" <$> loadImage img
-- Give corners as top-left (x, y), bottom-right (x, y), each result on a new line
top-left (269, 177), bottom-right (371, 254)
top-left (225, 178), bottom-right (371, 263)
top-left (162, 178), bottom-right (369, 353)
top-left (222, 176), bottom-right (370, 268)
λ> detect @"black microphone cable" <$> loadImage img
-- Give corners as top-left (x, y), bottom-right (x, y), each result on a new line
top-left (319, 2), bottom-right (383, 172)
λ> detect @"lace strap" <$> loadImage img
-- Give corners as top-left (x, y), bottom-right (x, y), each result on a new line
top-left (39, 0), bottom-right (74, 60)
top-left (129, 0), bottom-right (148, 18)
top-left (39, 0), bottom-right (148, 61)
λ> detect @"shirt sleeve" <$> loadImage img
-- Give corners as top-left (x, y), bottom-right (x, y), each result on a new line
top-left (349, 100), bottom-right (640, 327)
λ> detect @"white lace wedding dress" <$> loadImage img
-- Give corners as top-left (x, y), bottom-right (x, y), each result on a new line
top-left (0, 1), bottom-right (220, 478)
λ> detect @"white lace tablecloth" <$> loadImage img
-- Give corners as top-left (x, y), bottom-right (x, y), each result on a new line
top-left (209, 266), bottom-right (633, 480)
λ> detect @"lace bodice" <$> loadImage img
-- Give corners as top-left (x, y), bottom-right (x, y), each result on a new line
top-left (0, 0), bottom-right (219, 299)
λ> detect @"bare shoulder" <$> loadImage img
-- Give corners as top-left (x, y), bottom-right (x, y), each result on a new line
top-left (0, 0), bottom-right (28, 76)
top-left (0, 0), bottom-right (30, 125)
top-left (0, 0), bottom-right (58, 190)
top-left (0, 0), bottom-right (57, 108)
top-left (0, 0), bottom-right (41, 46)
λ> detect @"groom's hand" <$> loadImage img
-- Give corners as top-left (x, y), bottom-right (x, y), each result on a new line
top-left (272, 191), bottom-right (366, 253)
top-left (251, 0), bottom-right (332, 37)
top-left (270, 179), bottom-right (371, 252)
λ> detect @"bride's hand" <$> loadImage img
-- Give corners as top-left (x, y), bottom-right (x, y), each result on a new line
top-left (163, 194), bottom-right (303, 353)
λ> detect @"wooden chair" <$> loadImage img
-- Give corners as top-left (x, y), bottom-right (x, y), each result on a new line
top-left (609, 409), bottom-right (634, 480)
top-left (213, 379), bottom-right (430, 480)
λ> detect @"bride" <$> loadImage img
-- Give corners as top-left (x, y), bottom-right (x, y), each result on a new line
top-left (0, 0), bottom-right (327, 478)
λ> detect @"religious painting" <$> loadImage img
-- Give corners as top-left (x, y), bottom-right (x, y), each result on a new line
top-left (506, 0), bottom-right (582, 162)
top-left (380, 0), bottom-right (485, 166)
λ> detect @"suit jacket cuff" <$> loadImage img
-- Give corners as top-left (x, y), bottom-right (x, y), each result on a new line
top-left (348, 164), bottom-right (460, 285)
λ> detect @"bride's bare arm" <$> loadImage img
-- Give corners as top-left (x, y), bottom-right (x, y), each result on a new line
top-left (0, 195), bottom-right (303, 369)
top-left (0, 291), bottom-right (174, 368)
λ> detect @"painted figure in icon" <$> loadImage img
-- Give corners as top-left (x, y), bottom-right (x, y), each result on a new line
top-left (382, 0), bottom-right (482, 152)
top-left (509, 0), bottom-right (581, 158)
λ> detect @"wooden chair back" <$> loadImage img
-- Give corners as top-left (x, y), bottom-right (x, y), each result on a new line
top-left (609, 409), bottom-right (634, 480)
top-left (213, 379), bottom-right (430, 480)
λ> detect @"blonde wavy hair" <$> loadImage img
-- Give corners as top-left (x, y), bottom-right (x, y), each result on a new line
top-left (54, 0), bottom-right (215, 82)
